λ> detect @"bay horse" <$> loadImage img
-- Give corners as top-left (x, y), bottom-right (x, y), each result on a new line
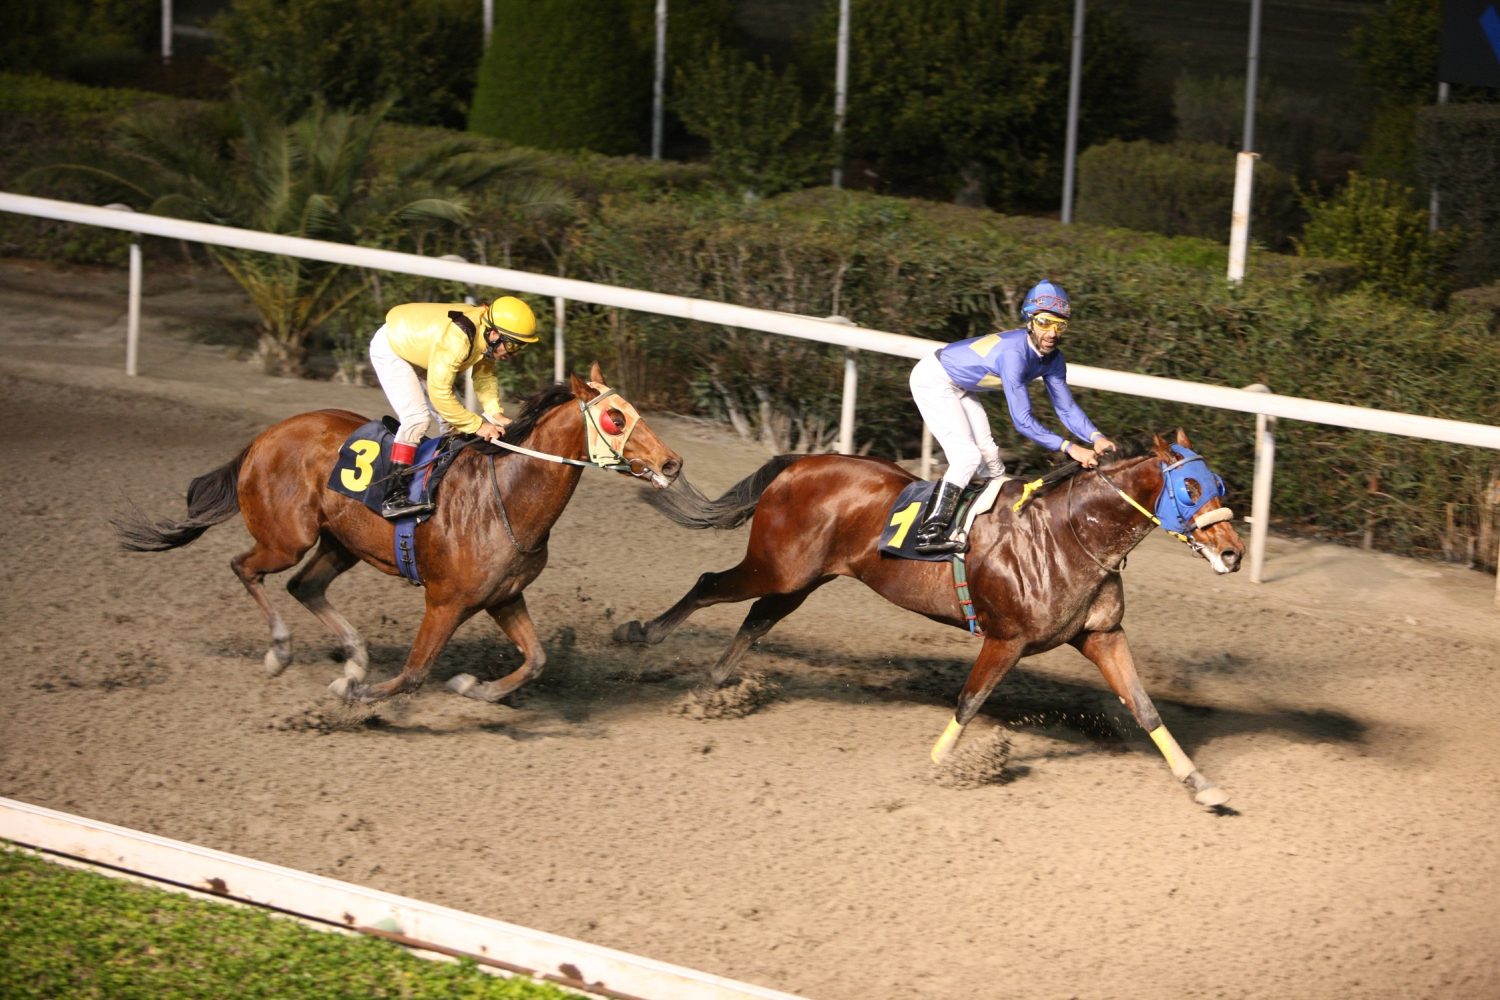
top-left (614, 429), bottom-right (1244, 807)
top-left (115, 363), bottom-right (682, 704)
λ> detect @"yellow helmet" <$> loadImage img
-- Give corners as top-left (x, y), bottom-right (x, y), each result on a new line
top-left (484, 295), bottom-right (538, 344)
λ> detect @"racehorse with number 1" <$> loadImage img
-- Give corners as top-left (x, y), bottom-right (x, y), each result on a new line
top-left (615, 429), bottom-right (1244, 808)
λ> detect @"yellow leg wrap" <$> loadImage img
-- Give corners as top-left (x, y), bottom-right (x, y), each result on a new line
top-left (1148, 725), bottom-right (1193, 779)
top-left (931, 717), bottom-right (963, 763)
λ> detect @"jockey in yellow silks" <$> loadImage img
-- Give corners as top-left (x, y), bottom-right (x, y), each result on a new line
top-left (368, 295), bottom-right (539, 519)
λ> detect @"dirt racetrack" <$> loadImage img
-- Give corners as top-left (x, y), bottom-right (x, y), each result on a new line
top-left (3, 258), bottom-right (1499, 1000)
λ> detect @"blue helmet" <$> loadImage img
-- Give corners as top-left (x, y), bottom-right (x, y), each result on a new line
top-left (1021, 280), bottom-right (1071, 321)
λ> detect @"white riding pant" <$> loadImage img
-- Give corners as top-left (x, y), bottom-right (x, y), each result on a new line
top-left (369, 325), bottom-right (448, 446)
top-left (909, 353), bottom-right (1005, 488)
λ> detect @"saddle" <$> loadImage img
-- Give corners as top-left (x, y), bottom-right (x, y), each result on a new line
top-left (878, 476), bottom-right (1010, 562)
top-left (326, 418), bottom-right (469, 585)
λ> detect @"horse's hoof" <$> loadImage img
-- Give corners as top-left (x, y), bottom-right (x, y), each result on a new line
top-left (264, 648), bottom-right (290, 678)
top-left (1194, 785), bottom-right (1230, 808)
top-left (612, 621), bottom-right (645, 644)
top-left (328, 676), bottom-right (356, 701)
top-left (446, 673), bottom-right (478, 697)
top-left (343, 660), bottom-right (367, 682)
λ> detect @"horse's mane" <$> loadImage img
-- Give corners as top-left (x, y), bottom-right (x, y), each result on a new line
top-left (490, 382), bottom-right (578, 448)
top-left (1028, 432), bottom-right (1161, 499)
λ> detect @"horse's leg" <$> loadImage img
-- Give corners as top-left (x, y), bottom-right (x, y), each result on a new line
top-left (704, 582), bottom-right (828, 686)
top-left (231, 536), bottom-right (316, 678)
top-left (286, 536), bottom-right (368, 681)
top-left (447, 595), bottom-right (546, 703)
top-left (930, 636), bottom-right (1026, 764)
top-left (1072, 628), bottom-right (1229, 808)
top-left (614, 557), bottom-right (808, 647)
top-left (330, 600), bottom-right (473, 703)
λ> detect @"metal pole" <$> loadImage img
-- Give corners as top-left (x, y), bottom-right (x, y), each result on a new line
top-left (1244, 384), bottom-right (1275, 583)
top-left (920, 425), bottom-right (933, 481)
top-left (554, 296), bottom-right (566, 384)
top-left (832, 0), bottom-right (850, 188)
top-left (161, 0), bottom-right (173, 64)
top-left (1227, 151), bottom-right (1257, 284)
top-left (1429, 81), bottom-right (1450, 233)
top-left (651, 0), bottom-right (667, 161)
top-left (483, 0), bottom-right (493, 47)
top-left (1060, 0), bottom-right (1085, 224)
top-left (1242, 0), bottom-right (1261, 152)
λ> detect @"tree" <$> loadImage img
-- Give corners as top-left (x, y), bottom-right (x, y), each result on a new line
top-left (469, 0), bottom-right (649, 154)
top-left (792, 0), bottom-right (1166, 209)
top-left (37, 94), bottom-right (573, 375)
top-left (673, 45), bottom-right (833, 197)
top-left (212, 0), bottom-right (480, 129)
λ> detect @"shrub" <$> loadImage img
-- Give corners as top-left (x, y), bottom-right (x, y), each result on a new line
top-left (1416, 103), bottom-right (1500, 288)
top-left (1075, 140), bottom-right (1301, 249)
top-left (211, 0), bottom-right (480, 128)
top-left (468, 0), bottom-right (649, 155)
top-left (1293, 172), bottom-right (1465, 305)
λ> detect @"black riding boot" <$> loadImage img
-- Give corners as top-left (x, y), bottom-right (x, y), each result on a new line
top-left (379, 462), bottom-right (434, 519)
top-left (913, 481), bottom-right (965, 554)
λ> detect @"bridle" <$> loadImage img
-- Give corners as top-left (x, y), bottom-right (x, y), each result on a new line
top-left (1062, 448), bottom-right (1234, 572)
top-left (485, 385), bottom-right (660, 481)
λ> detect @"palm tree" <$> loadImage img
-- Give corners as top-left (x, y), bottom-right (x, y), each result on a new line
top-left (35, 93), bottom-right (575, 376)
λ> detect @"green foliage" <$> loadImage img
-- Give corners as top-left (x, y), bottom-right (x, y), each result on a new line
top-left (0, 846), bottom-right (576, 999)
top-left (211, 0), bottom-right (480, 129)
top-left (1075, 141), bottom-right (1302, 249)
top-left (1348, 0), bottom-right (1440, 106)
top-left (1416, 103), bottom-right (1500, 288)
top-left (1171, 73), bottom-right (1365, 185)
top-left (468, 0), bottom-right (649, 155)
top-left (672, 45), bottom-right (833, 197)
top-left (1294, 173), bottom-right (1464, 305)
top-left (793, 0), bottom-right (1168, 209)
top-left (0, 0), bottom-right (155, 77)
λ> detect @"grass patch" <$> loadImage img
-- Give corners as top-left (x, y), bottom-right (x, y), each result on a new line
top-left (0, 845), bottom-right (580, 999)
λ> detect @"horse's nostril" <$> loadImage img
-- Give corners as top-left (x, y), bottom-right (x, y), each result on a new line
top-left (663, 459), bottom-right (681, 478)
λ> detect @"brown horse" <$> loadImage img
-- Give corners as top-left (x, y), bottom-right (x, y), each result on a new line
top-left (615, 429), bottom-right (1244, 807)
top-left (115, 363), bottom-right (681, 704)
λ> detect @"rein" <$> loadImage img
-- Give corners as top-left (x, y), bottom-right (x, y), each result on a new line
top-left (485, 388), bottom-right (658, 481)
top-left (1053, 454), bottom-right (1236, 572)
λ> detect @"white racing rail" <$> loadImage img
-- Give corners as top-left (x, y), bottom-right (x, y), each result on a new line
top-left (2, 191), bottom-right (1498, 603)
top-left (0, 796), bottom-right (808, 1000)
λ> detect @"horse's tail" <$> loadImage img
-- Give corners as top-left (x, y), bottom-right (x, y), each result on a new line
top-left (113, 447), bottom-right (248, 552)
top-left (643, 454), bottom-right (803, 530)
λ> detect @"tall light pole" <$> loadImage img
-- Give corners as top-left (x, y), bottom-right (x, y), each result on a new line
top-left (832, 0), bottom-right (850, 188)
top-left (1060, 0), bottom-right (1085, 223)
top-left (652, 0), bottom-right (667, 160)
top-left (161, 0), bottom-right (173, 64)
top-left (483, 0), bottom-right (493, 48)
top-left (1228, 0), bottom-right (1263, 285)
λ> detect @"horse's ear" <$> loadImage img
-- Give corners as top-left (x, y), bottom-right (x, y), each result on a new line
top-left (568, 372), bottom-right (591, 399)
top-left (1153, 433), bottom-right (1173, 459)
top-left (589, 360), bottom-right (604, 384)
top-left (1175, 427), bottom-right (1192, 449)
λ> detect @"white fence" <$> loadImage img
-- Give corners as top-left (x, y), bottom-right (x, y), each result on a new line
top-left (3, 191), bottom-right (1498, 604)
top-left (0, 796), bottom-right (806, 1000)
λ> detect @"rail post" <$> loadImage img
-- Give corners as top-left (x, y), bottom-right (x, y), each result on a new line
top-left (439, 255), bottom-right (479, 411)
top-left (105, 204), bottom-right (141, 376)
top-left (554, 296), bottom-right (566, 384)
top-left (1244, 384), bottom-right (1276, 582)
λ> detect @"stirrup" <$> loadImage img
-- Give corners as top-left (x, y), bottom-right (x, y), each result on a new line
top-left (914, 525), bottom-right (963, 554)
top-left (380, 496), bottom-right (434, 520)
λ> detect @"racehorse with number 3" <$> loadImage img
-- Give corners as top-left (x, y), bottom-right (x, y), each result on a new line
top-left (115, 363), bottom-right (682, 705)
top-left (614, 429), bottom-right (1244, 808)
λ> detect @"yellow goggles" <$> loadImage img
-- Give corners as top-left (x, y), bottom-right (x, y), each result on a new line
top-left (1031, 314), bottom-right (1069, 334)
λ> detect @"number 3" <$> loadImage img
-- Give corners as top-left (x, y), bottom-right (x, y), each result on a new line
top-left (340, 439), bottom-right (382, 493)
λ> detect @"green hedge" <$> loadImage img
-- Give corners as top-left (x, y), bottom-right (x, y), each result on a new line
top-left (3, 78), bottom-right (1495, 569)
top-left (1075, 140), bottom-right (1302, 250)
